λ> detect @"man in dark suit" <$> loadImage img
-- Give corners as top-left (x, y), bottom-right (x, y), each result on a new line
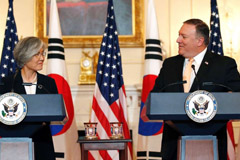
top-left (151, 19), bottom-right (240, 160)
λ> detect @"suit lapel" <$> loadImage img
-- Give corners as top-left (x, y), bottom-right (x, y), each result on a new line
top-left (14, 71), bottom-right (26, 94)
top-left (190, 51), bottom-right (213, 91)
top-left (176, 55), bottom-right (185, 92)
top-left (36, 73), bottom-right (45, 94)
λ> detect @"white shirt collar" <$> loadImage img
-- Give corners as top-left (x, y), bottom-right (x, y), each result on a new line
top-left (184, 48), bottom-right (207, 65)
top-left (183, 48), bottom-right (207, 88)
top-left (193, 48), bottom-right (207, 65)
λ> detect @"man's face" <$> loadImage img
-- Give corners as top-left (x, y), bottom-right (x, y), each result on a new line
top-left (176, 23), bottom-right (200, 58)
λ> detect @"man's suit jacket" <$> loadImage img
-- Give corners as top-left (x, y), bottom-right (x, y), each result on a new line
top-left (152, 51), bottom-right (240, 93)
top-left (151, 50), bottom-right (240, 160)
top-left (0, 70), bottom-right (58, 94)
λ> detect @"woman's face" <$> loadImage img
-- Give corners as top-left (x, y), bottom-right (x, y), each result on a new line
top-left (25, 48), bottom-right (46, 72)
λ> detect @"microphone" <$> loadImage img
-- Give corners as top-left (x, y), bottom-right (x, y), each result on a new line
top-left (22, 83), bottom-right (51, 93)
top-left (159, 80), bottom-right (187, 92)
top-left (202, 82), bottom-right (233, 92)
top-left (22, 83), bottom-right (33, 86)
top-left (191, 64), bottom-right (200, 90)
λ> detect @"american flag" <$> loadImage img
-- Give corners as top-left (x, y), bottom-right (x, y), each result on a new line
top-left (90, 0), bottom-right (132, 159)
top-left (208, 0), bottom-right (223, 56)
top-left (208, 0), bottom-right (235, 160)
top-left (0, 0), bottom-right (18, 79)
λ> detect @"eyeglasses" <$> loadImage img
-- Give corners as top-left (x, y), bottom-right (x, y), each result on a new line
top-left (34, 51), bottom-right (46, 58)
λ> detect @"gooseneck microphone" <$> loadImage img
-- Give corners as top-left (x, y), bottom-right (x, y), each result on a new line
top-left (191, 64), bottom-right (200, 90)
top-left (22, 83), bottom-right (33, 86)
top-left (202, 82), bottom-right (233, 92)
top-left (191, 65), bottom-right (233, 92)
top-left (159, 80), bottom-right (187, 92)
top-left (22, 83), bottom-right (51, 93)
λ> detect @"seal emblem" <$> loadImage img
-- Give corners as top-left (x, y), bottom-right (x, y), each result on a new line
top-left (185, 90), bottom-right (217, 123)
top-left (0, 93), bottom-right (27, 125)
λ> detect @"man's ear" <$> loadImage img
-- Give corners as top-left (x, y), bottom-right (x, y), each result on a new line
top-left (197, 37), bottom-right (205, 46)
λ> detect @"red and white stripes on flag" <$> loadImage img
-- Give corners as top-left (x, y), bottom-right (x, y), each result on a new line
top-left (89, 0), bottom-right (132, 159)
top-left (137, 0), bottom-right (163, 159)
top-left (46, 0), bottom-right (80, 159)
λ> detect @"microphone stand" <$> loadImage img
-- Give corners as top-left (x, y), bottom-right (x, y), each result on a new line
top-left (191, 64), bottom-right (201, 90)
top-left (202, 82), bottom-right (233, 92)
top-left (22, 83), bottom-right (51, 93)
top-left (159, 80), bottom-right (187, 92)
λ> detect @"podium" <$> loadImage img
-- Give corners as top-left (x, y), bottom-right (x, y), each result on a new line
top-left (0, 94), bottom-right (66, 160)
top-left (146, 92), bottom-right (240, 160)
